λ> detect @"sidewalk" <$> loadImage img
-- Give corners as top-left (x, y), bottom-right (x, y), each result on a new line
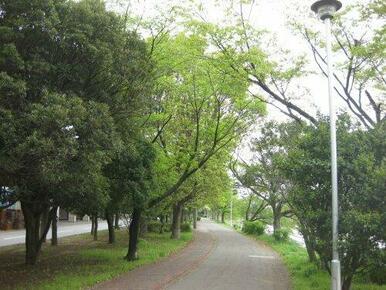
top-left (91, 224), bottom-right (215, 290)
top-left (0, 221), bottom-right (108, 248)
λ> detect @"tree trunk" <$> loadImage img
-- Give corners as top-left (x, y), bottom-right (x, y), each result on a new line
top-left (91, 216), bottom-right (95, 235)
top-left (23, 206), bottom-right (41, 265)
top-left (51, 206), bottom-right (58, 246)
top-left (93, 216), bottom-right (98, 241)
top-left (180, 208), bottom-right (184, 225)
top-left (342, 275), bottom-right (353, 290)
top-left (299, 223), bottom-right (318, 263)
top-left (304, 231), bottom-right (317, 263)
top-left (114, 213), bottom-right (120, 229)
top-left (160, 215), bottom-right (165, 234)
top-left (273, 210), bottom-right (281, 234)
top-left (221, 211), bottom-right (225, 223)
top-left (139, 215), bottom-right (148, 237)
top-left (126, 208), bottom-right (141, 261)
top-left (21, 202), bottom-right (53, 265)
top-left (40, 207), bottom-right (50, 243)
top-left (171, 203), bottom-right (182, 239)
top-left (193, 208), bottom-right (197, 229)
top-left (106, 211), bottom-right (115, 244)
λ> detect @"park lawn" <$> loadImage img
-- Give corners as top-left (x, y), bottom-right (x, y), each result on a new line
top-left (253, 234), bottom-right (386, 290)
top-left (0, 229), bottom-right (192, 290)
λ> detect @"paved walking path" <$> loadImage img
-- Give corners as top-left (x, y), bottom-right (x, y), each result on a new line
top-left (92, 219), bottom-right (290, 290)
top-left (0, 221), bottom-right (108, 247)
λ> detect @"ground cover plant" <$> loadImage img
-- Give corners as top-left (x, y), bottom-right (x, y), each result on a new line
top-left (0, 230), bottom-right (192, 290)
top-left (252, 233), bottom-right (386, 290)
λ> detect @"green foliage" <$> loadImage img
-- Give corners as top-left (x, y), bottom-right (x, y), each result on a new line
top-left (144, 30), bottom-right (265, 208)
top-left (242, 221), bottom-right (266, 236)
top-left (252, 234), bottom-right (386, 290)
top-left (231, 121), bottom-right (295, 231)
top-left (367, 251), bottom-right (386, 285)
top-left (273, 228), bottom-right (289, 242)
top-left (180, 223), bottom-right (192, 232)
top-left (147, 221), bottom-right (162, 233)
top-left (280, 116), bottom-right (386, 287)
top-left (0, 0), bottom-right (152, 213)
top-left (0, 0), bottom-right (155, 264)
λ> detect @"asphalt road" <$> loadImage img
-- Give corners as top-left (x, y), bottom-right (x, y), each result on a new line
top-left (166, 220), bottom-right (290, 290)
top-left (0, 221), bottom-right (108, 247)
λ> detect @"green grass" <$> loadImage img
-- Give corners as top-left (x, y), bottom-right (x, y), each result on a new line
top-left (0, 229), bottom-right (192, 290)
top-left (251, 234), bottom-right (386, 290)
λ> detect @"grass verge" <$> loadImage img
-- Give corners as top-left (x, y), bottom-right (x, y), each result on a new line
top-left (250, 234), bottom-right (386, 290)
top-left (0, 229), bottom-right (192, 290)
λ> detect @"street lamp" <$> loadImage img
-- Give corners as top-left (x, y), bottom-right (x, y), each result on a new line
top-left (311, 1), bottom-right (342, 290)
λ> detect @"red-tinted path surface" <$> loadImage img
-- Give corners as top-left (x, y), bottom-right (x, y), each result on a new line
top-left (92, 220), bottom-right (290, 290)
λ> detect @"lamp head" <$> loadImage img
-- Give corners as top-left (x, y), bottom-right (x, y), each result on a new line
top-left (311, 0), bottom-right (342, 20)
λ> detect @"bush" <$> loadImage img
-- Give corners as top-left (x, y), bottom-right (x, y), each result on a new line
top-left (368, 253), bottom-right (386, 285)
top-left (148, 221), bottom-right (162, 233)
top-left (242, 221), bottom-right (266, 236)
top-left (180, 223), bottom-right (192, 232)
top-left (273, 228), bottom-right (290, 241)
top-left (197, 216), bottom-right (201, 221)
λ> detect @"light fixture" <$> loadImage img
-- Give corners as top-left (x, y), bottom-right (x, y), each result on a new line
top-left (311, 0), bottom-right (342, 20)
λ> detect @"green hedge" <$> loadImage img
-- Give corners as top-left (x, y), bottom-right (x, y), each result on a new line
top-left (242, 221), bottom-right (266, 235)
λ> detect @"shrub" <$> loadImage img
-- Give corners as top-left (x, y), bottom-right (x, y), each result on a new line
top-left (197, 216), bottom-right (201, 221)
top-left (148, 221), bottom-right (162, 233)
top-left (180, 223), bottom-right (192, 232)
top-left (242, 221), bottom-right (266, 236)
top-left (273, 228), bottom-right (290, 241)
top-left (368, 253), bottom-right (386, 285)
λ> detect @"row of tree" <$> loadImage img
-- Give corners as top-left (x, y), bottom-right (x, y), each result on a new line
top-left (0, 3), bottom-right (384, 290)
top-left (214, 1), bottom-right (385, 289)
top-left (232, 117), bottom-right (385, 290)
top-left (0, 0), bottom-right (262, 265)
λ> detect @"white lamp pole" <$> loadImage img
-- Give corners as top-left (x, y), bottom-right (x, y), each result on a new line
top-left (311, 1), bottom-right (342, 290)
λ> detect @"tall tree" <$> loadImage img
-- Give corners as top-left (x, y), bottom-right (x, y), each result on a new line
top-left (231, 122), bottom-right (293, 235)
top-left (281, 116), bottom-right (386, 290)
top-left (298, 1), bottom-right (385, 128)
top-left (146, 32), bottom-right (264, 212)
top-left (0, 0), bottom-right (151, 264)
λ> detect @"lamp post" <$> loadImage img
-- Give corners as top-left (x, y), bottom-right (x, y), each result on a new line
top-left (311, 1), bottom-right (342, 290)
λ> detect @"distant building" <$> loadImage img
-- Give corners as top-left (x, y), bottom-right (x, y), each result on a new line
top-left (0, 201), bottom-right (24, 230)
